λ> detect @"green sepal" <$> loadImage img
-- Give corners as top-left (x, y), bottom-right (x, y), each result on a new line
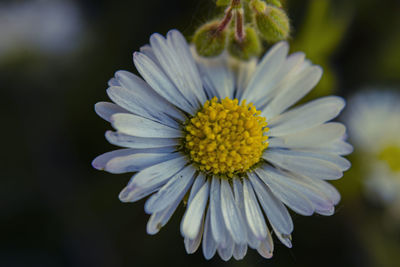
top-left (250, 0), bottom-right (267, 13)
top-left (228, 27), bottom-right (261, 60)
top-left (265, 0), bottom-right (282, 8)
top-left (255, 5), bottom-right (290, 42)
top-left (193, 21), bottom-right (228, 57)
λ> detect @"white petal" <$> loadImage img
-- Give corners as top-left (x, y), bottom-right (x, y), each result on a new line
top-left (232, 178), bottom-right (260, 249)
top-left (257, 231), bottom-right (274, 259)
top-left (267, 137), bottom-right (285, 148)
top-left (149, 32), bottom-right (205, 109)
top-left (248, 172), bottom-right (293, 235)
top-left (184, 219), bottom-right (204, 254)
top-left (167, 30), bottom-right (208, 104)
top-left (108, 77), bottom-right (120, 87)
top-left (92, 149), bottom-right (136, 171)
top-left (317, 206), bottom-right (335, 216)
top-left (133, 52), bottom-right (196, 114)
top-left (118, 155), bottom-right (187, 202)
top-left (115, 70), bottom-right (186, 121)
top-left (217, 234), bottom-right (234, 261)
top-left (181, 179), bottom-right (210, 239)
top-left (255, 168), bottom-right (315, 216)
top-left (271, 225), bottom-right (292, 248)
top-left (95, 102), bottom-right (128, 122)
top-left (308, 139), bottom-right (353, 156)
top-left (202, 208), bottom-right (217, 260)
top-left (231, 178), bottom-right (245, 212)
top-left (144, 164), bottom-right (196, 213)
top-left (262, 65), bottom-right (323, 118)
top-left (118, 173), bottom-right (159, 203)
top-left (105, 152), bottom-right (178, 174)
top-left (268, 96), bottom-right (345, 136)
top-left (242, 42), bottom-right (289, 101)
top-left (242, 178), bottom-right (268, 240)
top-left (298, 150), bottom-right (351, 171)
top-left (111, 113), bottom-right (182, 138)
top-left (233, 244), bottom-right (248, 260)
top-left (270, 122), bottom-right (346, 149)
top-left (105, 131), bottom-right (179, 149)
top-left (253, 52), bottom-right (306, 108)
top-left (187, 173), bottom-right (206, 205)
top-left (220, 179), bottom-right (247, 245)
top-left (107, 85), bottom-right (180, 129)
top-left (147, 195), bottom-right (181, 235)
top-left (209, 177), bottom-right (226, 246)
top-left (139, 44), bottom-right (158, 63)
top-left (261, 165), bottom-right (334, 213)
top-left (263, 148), bottom-right (344, 180)
top-left (305, 177), bottom-right (341, 205)
top-left (194, 51), bottom-right (234, 99)
top-left (267, 141), bottom-right (351, 171)
top-left (235, 58), bottom-right (257, 100)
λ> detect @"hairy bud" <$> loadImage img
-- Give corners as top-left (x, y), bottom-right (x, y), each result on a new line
top-left (228, 27), bottom-right (261, 60)
top-left (193, 21), bottom-right (228, 57)
top-left (255, 4), bottom-right (290, 42)
top-left (265, 0), bottom-right (282, 8)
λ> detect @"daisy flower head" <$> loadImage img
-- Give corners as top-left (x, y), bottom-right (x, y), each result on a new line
top-left (93, 30), bottom-right (352, 260)
top-left (345, 90), bottom-right (400, 208)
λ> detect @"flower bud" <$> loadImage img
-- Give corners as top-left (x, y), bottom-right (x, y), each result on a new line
top-left (255, 5), bottom-right (290, 42)
top-left (228, 27), bottom-right (261, 60)
top-left (250, 0), bottom-right (267, 13)
top-left (193, 21), bottom-right (228, 57)
top-left (265, 0), bottom-right (282, 8)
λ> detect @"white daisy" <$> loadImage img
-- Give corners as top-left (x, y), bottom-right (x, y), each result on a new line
top-left (93, 30), bottom-right (351, 260)
top-left (345, 90), bottom-right (400, 207)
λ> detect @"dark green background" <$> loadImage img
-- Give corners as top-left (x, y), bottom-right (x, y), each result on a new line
top-left (1, 0), bottom-right (400, 266)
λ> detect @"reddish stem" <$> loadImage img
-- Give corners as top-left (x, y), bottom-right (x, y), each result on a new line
top-left (235, 10), bottom-right (245, 42)
top-left (216, 7), bottom-right (233, 32)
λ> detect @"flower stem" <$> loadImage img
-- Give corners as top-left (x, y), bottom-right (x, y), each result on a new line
top-left (235, 9), bottom-right (245, 42)
top-left (216, 7), bottom-right (233, 32)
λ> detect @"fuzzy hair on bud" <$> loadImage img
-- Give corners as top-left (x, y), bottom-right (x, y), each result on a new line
top-left (228, 27), bottom-right (261, 60)
top-left (193, 21), bottom-right (228, 57)
top-left (255, 4), bottom-right (290, 42)
top-left (265, 0), bottom-right (282, 8)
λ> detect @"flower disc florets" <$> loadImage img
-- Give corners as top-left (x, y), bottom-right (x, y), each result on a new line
top-left (184, 97), bottom-right (269, 176)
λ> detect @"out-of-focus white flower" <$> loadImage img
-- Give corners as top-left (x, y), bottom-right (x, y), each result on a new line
top-left (0, 0), bottom-right (84, 57)
top-left (345, 90), bottom-right (400, 206)
top-left (93, 30), bottom-right (352, 260)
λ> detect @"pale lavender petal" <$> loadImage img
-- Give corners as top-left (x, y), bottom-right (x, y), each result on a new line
top-left (181, 179), bottom-right (210, 239)
top-left (95, 102), bottom-right (128, 122)
top-left (144, 164), bottom-right (196, 213)
top-left (118, 155), bottom-right (187, 202)
top-left (248, 172), bottom-right (293, 235)
top-left (202, 208), bottom-right (217, 260)
top-left (111, 113), bottom-right (182, 138)
top-left (220, 179), bottom-right (247, 245)
top-left (105, 131), bottom-right (179, 149)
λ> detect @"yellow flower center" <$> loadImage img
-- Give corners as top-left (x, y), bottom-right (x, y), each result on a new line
top-left (378, 145), bottom-right (400, 172)
top-left (184, 97), bottom-right (269, 177)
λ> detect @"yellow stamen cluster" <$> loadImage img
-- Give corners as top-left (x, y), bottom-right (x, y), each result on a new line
top-left (184, 97), bottom-right (269, 176)
top-left (378, 145), bottom-right (400, 172)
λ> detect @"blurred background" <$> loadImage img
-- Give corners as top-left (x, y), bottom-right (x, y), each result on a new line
top-left (1, 0), bottom-right (400, 266)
